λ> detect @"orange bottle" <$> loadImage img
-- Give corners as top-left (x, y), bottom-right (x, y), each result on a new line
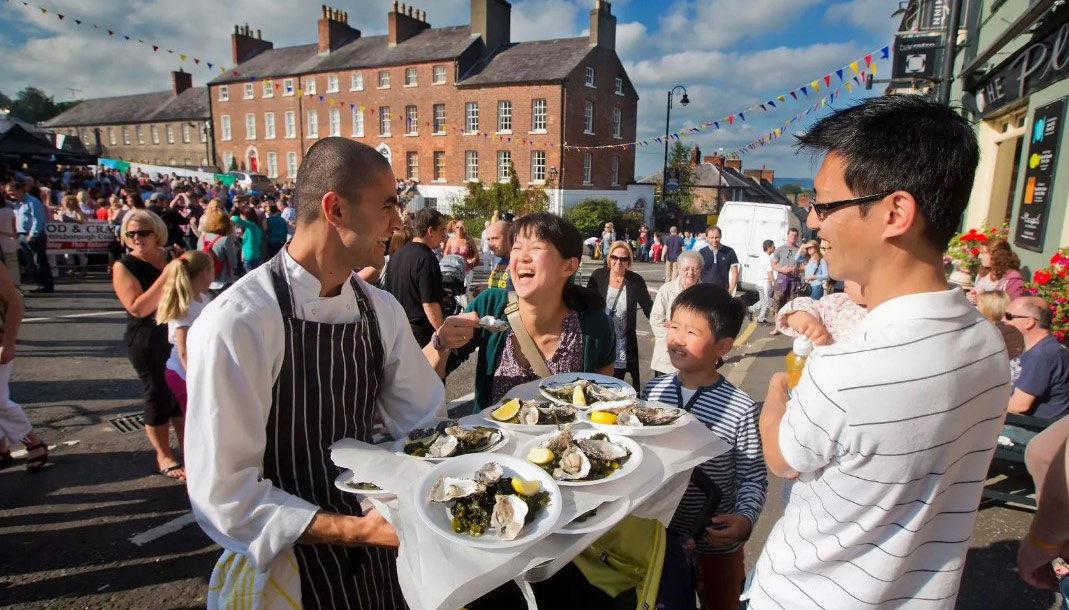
top-left (785, 337), bottom-right (813, 393)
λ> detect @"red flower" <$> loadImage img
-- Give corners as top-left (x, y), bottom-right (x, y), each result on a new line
top-left (976, 234), bottom-right (988, 242)
top-left (960, 234), bottom-right (974, 242)
top-left (971, 248), bottom-right (979, 256)
top-left (1034, 270), bottom-right (1052, 285)
top-left (1052, 254), bottom-right (1061, 264)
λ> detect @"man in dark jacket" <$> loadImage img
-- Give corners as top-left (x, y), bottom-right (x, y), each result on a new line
top-left (699, 226), bottom-right (739, 294)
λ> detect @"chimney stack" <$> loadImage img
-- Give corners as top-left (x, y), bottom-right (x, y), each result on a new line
top-left (589, 0), bottom-right (616, 50)
top-left (318, 4), bottom-right (361, 55)
top-left (470, 0), bottom-right (511, 57)
top-left (724, 158), bottom-right (742, 171)
top-left (389, 2), bottom-right (430, 46)
top-left (171, 69), bottom-right (193, 96)
top-left (231, 23), bottom-right (273, 66)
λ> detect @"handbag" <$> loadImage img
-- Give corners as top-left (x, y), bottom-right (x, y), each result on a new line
top-left (504, 291), bottom-right (552, 378)
top-left (795, 282), bottom-right (812, 297)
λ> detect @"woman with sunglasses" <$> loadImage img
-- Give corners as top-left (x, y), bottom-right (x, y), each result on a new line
top-left (112, 210), bottom-right (185, 481)
top-left (802, 240), bottom-right (829, 300)
top-left (587, 240), bottom-right (654, 388)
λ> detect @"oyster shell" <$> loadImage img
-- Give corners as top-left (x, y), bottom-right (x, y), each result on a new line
top-left (554, 444), bottom-right (592, 480)
top-left (576, 437), bottom-right (629, 461)
top-left (491, 494), bottom-right (529, 540)
top-left (475, 462), bottom-right (504, 485)
top-left (428, 477), bottom-right (485, 502)
top-left (445, 426), bottom-right (502, 451)
top-left (588, 383), bottom-right (633, 403)
top-left (479, 316), bottom-right (510, 332)
top-left (427, 433), bottom-right (459, 458)
top-left (615, 410), bottom-right (643, 426)
top-left (589, 398), bottom-right (639, 412)
top-left (519, 403), bottom-right (542, 425)
top-left (631, 406), bottom-right (685, 426)
top-left (541, 423), bottom-right (574, 453)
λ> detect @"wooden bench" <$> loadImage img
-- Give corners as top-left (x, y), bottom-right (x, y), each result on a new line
top-left (981, 413), bottom-right (1051, 509)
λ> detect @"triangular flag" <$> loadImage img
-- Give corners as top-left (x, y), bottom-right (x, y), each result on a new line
top-left (845, 82), bottom-right (853, 92)
top-left (74, 19), bottom-right (81, 24)
top-left (329, 98), bottom-right (334, 105)
top-left (350, 102), bottom-right (354, 109)
top-left (153, 45), bottom-right (158, 52)
top-left (39, 7), bottom-right (45, 13)
top-left (864, 54), bottom-right (872, 66)
top-left (880, 46), bottom-right (890, 59)
top-left (318, 95), bottom-right (323, 101)
top-left (812, 80), bottom-right (820, 91)
top-left (180, 54), bottom-right (187, 61)
top-left (739, 112), bottom-right (746, 121)
top-left (250, 75), bottom-right (256, 81)
top-left (220, 67), bottom-right (226, 74)
top-left (824, 75), bottom-right (831, 87)
top-left (853, 76), bottom-right (860, 84)
top-left (194, 58), bottom-right (200, 65)
top-left (850, 61), bottom-right (859, 74)
top-left (836, 69), bottom-right (844, 81)
top-left (107, 30), bottom-right (113, 36)
top-left (727, 116), bottom-right (735, 125)
top-left (821, 97), bottom-right (827, 107)
top-left (207, 62), bottom-right (213, 69)
top-left (57, 14), bottom-right (64, 20)
top-left (777, 95), bottom-right (785, 103)
top-left (124, 35), bottom-right (130, 40)
top-left (800, 86), bottom-right (808, 96)
top-left (860, 70), bottom-right (866, 80)
top-left (871, 63), bottom-right (877, 75)
top-left (760, 104), bottom-right (766, 112)
top-left (714, 121), bottom-right (719, 129)
top-left (790, 91), bottom-right (797, 100)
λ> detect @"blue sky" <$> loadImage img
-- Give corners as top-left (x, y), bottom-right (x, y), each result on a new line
top-left (0, 0), bottom-right (899, 179)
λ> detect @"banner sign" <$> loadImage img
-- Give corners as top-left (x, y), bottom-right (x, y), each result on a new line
top-left (1015, 97), bottom-right (1065, 252)
top-left (972, 19), bottom-right (1069, 116)
top-left (45, 221), bottom-right (116, 254)
top-left (893, 33), bottom-right (943, 80)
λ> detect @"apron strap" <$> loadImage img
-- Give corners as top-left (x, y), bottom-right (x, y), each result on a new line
top-left (268, 250), bottom-right (295, 318)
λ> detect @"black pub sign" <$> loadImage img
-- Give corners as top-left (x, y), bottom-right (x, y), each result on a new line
top-left (972, 14), bottom-right (1069, 116)
top-left (1015, 97), bottom-right (1066, 252)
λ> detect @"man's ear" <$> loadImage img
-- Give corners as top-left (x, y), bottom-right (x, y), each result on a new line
top-left (882, 191), bottom-right (920, 240)
top-left (321, 192), bottom-right (343, 228)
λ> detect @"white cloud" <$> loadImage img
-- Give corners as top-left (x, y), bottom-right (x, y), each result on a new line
top-left (824, 0), bottom-right (899, 33)
top-left (614, 21), bottom-right (648, 58)
top-left (655, 0), bottom-right (824, 50)
top-left (511, 0), bottom-right (584, 41)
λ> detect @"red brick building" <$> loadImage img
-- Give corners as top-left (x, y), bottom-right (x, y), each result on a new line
top-left (209, 0), bottom-right (651, 214)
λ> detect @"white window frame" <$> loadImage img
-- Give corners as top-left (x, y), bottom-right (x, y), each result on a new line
top-left (243, 83), bottom-right (254, 99)
top-left (351, 107), bottom-right (364, 137)
top-left (151, 125), bottom-right (160, 144)
top-left (219, 85), bottom-right (229, 101)
top-left (531, 98), bottom-right (547, 132)
top-left (433, 150), bottom-right (446, 182)
top-left (378, 70), bottom-right (390, 89)
top-left (405, 67), bottom-right (417, 87)
top-left (329, 108), bottom-right (341, 137)
top-left (182, 123), bottom-right (191, 143)
top-left (465, 102), bottom-right (479, 134)
top-left (530, 150), bottom-right (546, 184)
top-left (350, 72), bottom-right (363, 91)
top-left (263, 80), bottom-right (273, 98)
top-left (379, 107), bottom-right (391, 136)
top-left (497, 150), bottom-right (511, 182)
top-left (223, 151), bottom-right (235, 170)
top-left (283, 79), bottom-right (295, 96)
top-left (284, 111), bottom-right (296, 139)
top-left (585, 66), bottom-right (595, 87)
top-left (304, 77), bottom-right (316, 95)
top-left (465, 150), bottom-right (479, 182)
top-left (406, 151), bottom-right (419, 180)
top-left (611, 156), bottom-right (620, 186)
top-left (244, 114), bottom-right (256, 140)
top-left (221, 115), bottom-right (232, 141)
top-left (166, 125), bottom-right (175, 144)
top-left (287, 151), bottom-right (298, 177)
top-left (614, 77), bottom-right (623, 95)
top-left (613, 107), bottom-right (622, 138)
top-left (326, 74), bottom-right (339, 93)
top-left (307, 110), bottom-right (318, 138)
top-left (433, 103), bottom-right (446, 135)
top-left (582, 153), bottom-right (592, 185)
top-left (405, 105), bottom-right (418, 135)
top-left (264, 112), bottom-right (276, 139)
top-left (200, 123), bottom-right (207, 143)
top-left (497, 100), bottom-right (512, 133)
top-left (583, 101), bottom-right (594, 134)
top-left (432, 64), bottom-right (446, 85)
top-left (136, 125), bottom-right (144, 144)
top-left (266, 152), bottom-right (278, 179)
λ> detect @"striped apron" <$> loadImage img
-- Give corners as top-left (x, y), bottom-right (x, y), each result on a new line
top-left (262, 253), bottom-right (407, 610)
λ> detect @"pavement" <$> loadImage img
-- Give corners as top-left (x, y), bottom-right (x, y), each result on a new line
top-left (0, 261), bottom-right (1061, 609)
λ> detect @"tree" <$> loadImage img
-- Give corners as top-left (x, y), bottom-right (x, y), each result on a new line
top-left (8, 87), bottom-right (61, 124)
top-left (779, 183), bottom-right (801, 196)
top-left (0, 90), bottom-right (11, 111)
top-left (666, 140), bottom-right (698, 212)
top-left (565, 198), bottom-right (619, 239)
top-left (448, 163), bottom-right (548, 234)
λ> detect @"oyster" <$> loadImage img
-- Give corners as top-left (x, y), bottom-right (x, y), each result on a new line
top-left (407, 418), bottom-right (459, 441)
top-left (491, 494), bottom-right (529, 541)
top-left (475, 462), bottom-right (504, 485)
top-left (588, 383), bottom-right (633, 403)
top-left (576, 437), bottom-right (629, 461)
top-left (445, 426), bottom-right (502, 452)
top-left (542, 378), bottom-right (633, 407)
top-left (427, 433), bottom-right (460, 458)
top-left (542, 423), bottom-right (574, 453)
top-left (615, 410), bottom-right (643, 426)
top-left (479, 316), bottom-right (510, 333)
top-left (631, 406), bottom-right (685, 426)
top-left (554, 444), bottom-right (592, 480)
top-left (428, 477), bottom-right (485, 502)
top-left (519, 403), bottom-right (542, 425)
top-left (589, 398), bottom-right (639, 412)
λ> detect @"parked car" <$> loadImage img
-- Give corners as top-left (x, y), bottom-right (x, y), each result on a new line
top-left (226, 171), bottom-right (274, 192)
top-left (717, 201), bottom-right (802, 293)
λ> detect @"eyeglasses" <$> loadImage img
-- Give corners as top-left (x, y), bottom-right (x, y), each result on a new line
top-left (125, 229), bottom-right (155, 239)
top-left (810, 191), bottom-right (894, 220)
top-left (609, 255), bottom-right (630, 263)
top-left (1003, 312), bottom-right (1036, 322)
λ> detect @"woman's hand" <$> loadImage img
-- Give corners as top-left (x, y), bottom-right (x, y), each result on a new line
top-left (966, 290), bottom-right (977, 304)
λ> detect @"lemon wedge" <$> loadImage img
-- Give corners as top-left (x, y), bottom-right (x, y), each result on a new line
top-left (526, 446), bottom-right (555, 465)
top-left (572, 385), bottom-right (587, 407)
top-left (590, 411), bottom-right (617, 425)
top-left (511, 478), bottom-right (542, 496)
top-left (492, 398), bottom-right (521, 421)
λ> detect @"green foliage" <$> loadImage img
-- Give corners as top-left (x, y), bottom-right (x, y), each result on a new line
top-left (565, 198), bottom-right (621, 238)
top-left (7, 86), bottom-right (73, 124)
top-left (449, 163), bottom-right (549, 234)
top-left (779, 183), bottom-right (802, 196)
top-left (667, 140), bottom-right (697, 212)
top-left (0, 90), bottom-right (11, 110)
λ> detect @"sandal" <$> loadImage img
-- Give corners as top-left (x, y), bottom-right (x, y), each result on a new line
top-left (157, 464), bottom-right (186, 481)
top-left (0, 450), bottom-right (13, 470)
top-left (25, 442), bottom-right (48, 472)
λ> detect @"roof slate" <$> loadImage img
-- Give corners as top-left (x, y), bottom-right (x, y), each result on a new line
top-left (43, 87), bottom-right (209, 127)
top-left (457, 37), bottom-right (593, 86)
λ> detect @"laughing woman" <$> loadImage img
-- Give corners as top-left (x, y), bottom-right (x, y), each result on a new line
top-left (424, 212), bottom-right (615, 412)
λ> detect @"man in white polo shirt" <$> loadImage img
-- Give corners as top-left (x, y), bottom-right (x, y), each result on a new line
top-left (749, 95), bottom-right (1009, 609)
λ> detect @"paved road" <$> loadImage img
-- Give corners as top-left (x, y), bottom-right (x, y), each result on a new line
top-left (0, 262), bottom-right (1059, 609)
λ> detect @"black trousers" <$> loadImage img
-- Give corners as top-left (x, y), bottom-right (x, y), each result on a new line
top-left (124, 324), bottom-right (180, 426)
top-left (18, 234), bottom-right (52, 290)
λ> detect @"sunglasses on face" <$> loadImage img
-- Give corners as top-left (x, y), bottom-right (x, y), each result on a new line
top-left (609, 255), bottom-right (629, 263)
top-left (810, 191), bottom-right (894, 220)
top-left (125, 229), bottom-right (154, 239)
top-left (1003, 312), bottom-right (1035, 322)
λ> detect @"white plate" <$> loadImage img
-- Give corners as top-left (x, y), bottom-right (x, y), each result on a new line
top-left (334, 470), bottom-right (397, 499)
top-left (559, 496), bottom-right (632, 535)
top-left (394, 424), bottom-right (512, 461)
top-left (518, 429), bottom-right (643, 487)
top-left (413, 453), bottom-right (563, 550)
top-left (577, 401), bottom-right (692, 437)
top-left (480, 403), bottom-right (583, 434)
top-left (537, 372), bottom-right (638, 407)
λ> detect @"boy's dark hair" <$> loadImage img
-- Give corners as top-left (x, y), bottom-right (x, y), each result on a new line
top-left (762, 239), bottom-right (775, 251)
top-left (413, 208), bottom-right (446, 237)
top-left (795, 94), bottom-right (979, 251)
top-left (671, 284), bottom-right (745, 340)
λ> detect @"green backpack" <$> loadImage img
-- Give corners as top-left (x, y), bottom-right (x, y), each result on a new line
top-left (572, 516), bottom-right (667, 609)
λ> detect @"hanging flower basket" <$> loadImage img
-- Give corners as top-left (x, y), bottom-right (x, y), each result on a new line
top-left (1025, 247), bottom-right (1069, 344)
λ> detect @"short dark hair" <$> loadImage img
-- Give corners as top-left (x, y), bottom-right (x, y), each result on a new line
top-left (413, 208), bottom-right (447, 236)
top-left (796, 94), bottom-right (979, 250)
top-left (295, 137), bottom-right (392, 224)
top-left (706, 226), bottom-right (722, 237)
top-left (787, 228), bottom-right (799, 235)
top-left (762, 239), bottom-right (775, 250)
top-left (671, 284), bottom-right (745, 340)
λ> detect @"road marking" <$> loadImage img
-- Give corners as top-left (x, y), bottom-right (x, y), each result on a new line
top-left (735, 320), bottom-right (757, 346)
top-left (130, 511), bottom-right (197, 546)
top-left (23, 311), bottom-right (125, 323)
top-left (11, 440), bottom-right (77, 457)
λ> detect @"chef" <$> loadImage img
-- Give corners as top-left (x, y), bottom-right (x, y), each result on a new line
top-left (185, 137), bottom-right (476, 609)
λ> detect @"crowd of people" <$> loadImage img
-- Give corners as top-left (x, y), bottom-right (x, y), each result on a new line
top-left (1, 93), bottom-right (1068, 610)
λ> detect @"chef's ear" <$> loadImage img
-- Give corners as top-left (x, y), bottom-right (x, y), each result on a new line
top-left (321, 191), bottom-right (344, 228)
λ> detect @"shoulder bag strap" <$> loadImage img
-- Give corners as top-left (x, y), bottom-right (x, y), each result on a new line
top-left (504, 291), bottom-right (552, 378)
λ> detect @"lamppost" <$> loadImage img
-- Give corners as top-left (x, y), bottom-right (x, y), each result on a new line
top-left (716, 146), bottom-right (725, 212)
top-left (661, 85), bottom-right (690, 213)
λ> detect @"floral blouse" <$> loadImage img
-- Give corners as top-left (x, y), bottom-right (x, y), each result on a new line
top-left (490, 311), bottom-right (584, 404)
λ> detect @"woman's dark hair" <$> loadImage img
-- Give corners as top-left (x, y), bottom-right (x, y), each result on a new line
top-left (510, 212), bottom-right (604, 312)
top-left (670, 284), bottom-right (745, 340)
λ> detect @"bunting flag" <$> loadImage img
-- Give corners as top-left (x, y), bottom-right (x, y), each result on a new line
top-left (836, 68), bottom-right (844, 82)
top-left (823, 74), bottom-right (831, 87)
top-left (850, 61), bottom-right (859, 73)
top-left (810, 80), bottom-right (819, 91)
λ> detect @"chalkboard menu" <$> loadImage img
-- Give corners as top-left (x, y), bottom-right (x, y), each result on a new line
top-left (1015, 97), bottom-right (1066, 252)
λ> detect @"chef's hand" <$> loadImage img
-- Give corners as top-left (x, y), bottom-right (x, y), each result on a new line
top-left (705, 513), bottom-right (752, 548)
top-left (358, 508), bottom-right (400, 548)
top-left (435, 312), bottom-right (480, 350)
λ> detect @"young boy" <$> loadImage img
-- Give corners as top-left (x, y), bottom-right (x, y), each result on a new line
top-left (747, 239), bottom-right (776, 325)
top-left (645, 284), bottom-right (766, 610)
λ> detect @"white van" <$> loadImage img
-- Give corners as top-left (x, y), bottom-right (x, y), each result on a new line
top-left (716, 201), bottom-right (802, 293)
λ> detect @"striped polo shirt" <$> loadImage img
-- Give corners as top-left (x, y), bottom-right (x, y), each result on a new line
top-left (747, 289), bottom-right (1010, 609)
top-left (645, 374), bottom-right (767, 553)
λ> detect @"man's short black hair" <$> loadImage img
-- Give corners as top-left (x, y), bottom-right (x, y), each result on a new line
top-left (413, 208), bottom-right (446, 237)
top-left (295, 137), bottom-right (392, 224)
top-left (796, 94), bottom-right (979, 251)
top-left (671, 284), bottom-right (745, 340)
top-left (787, 227), bottom-right (799, 235)
top-left (762, 239), bottom-right (775, 251)
top-left (706, 226), bottom-right (722, 237)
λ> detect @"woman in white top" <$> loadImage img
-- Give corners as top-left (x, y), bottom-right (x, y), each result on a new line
top-left (155, 251), bottom-right (214, 415)
top-left (649, 250), bottom-right (703, 377)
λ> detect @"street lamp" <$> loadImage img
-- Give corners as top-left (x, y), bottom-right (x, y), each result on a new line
top-left (661, 85), bottom-right (690, 216)
top-left (717, 146), bottom-right (725, 211)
